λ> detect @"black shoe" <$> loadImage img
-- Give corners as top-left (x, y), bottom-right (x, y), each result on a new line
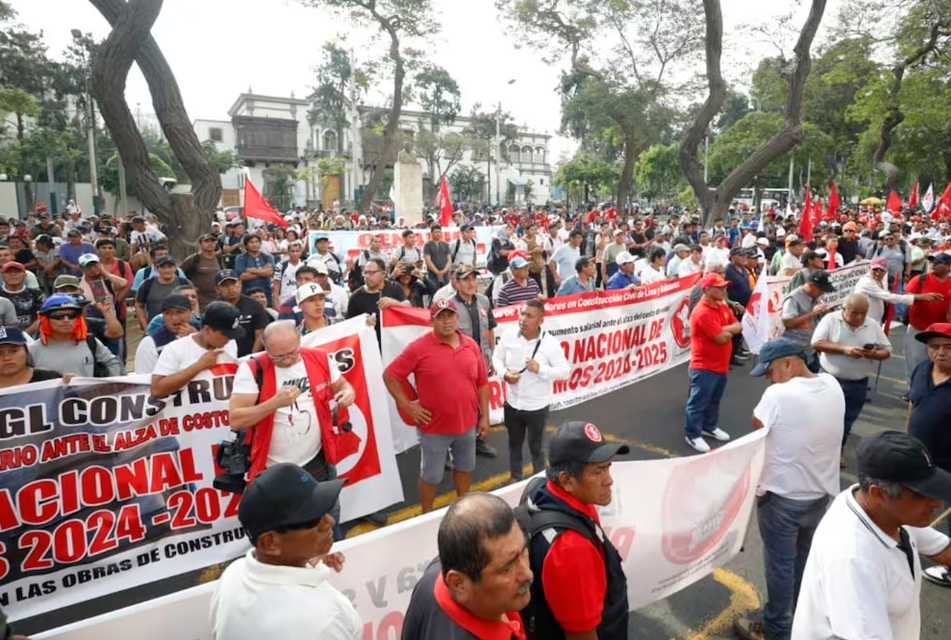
top-left (475, 439), bottom-right (498, 458)
top-left (730, 357), bottom-right (746, 367)
top-left (362, 511), bottom-right (387, 526)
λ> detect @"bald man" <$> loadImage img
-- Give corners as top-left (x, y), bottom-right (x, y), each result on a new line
top-left (812, 293), bottom-right (892, 459)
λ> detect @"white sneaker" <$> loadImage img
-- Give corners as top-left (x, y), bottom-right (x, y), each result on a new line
top-left (685, 436), bottom-right (711, 453)
top-left (702, 428), bottom-right (731, 442)
top-left (923, 565), bottom-right (951, 587)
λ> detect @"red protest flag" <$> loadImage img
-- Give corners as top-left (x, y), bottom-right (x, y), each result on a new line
top-left (886, 189), bottom-right (903, 214)
top-left (437, 174), bottom-right (453, 226)
top-left (798, 189), bottom-right (814, 242)
top-left (935, 179), bottom-right (951, 221)
top-left (908, 182), bottom-right (919, 209)
top-left (244, 178), bottom-right (288, 228)
top-left (825, 182), bottom-right (840, 221)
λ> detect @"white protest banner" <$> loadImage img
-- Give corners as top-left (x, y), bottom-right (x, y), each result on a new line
top-left (380, 275), bottom-right (701, 452)
top-left (308, 226), bottom-right (502, 267)
top-left (36, 429), bottom-right (767, 640)
top-left (0, 316), bottom-right (400, 621)
top-left (764, 261), bottom-right (868, 339)
top-left (742, 264), bottom-right (771, 354)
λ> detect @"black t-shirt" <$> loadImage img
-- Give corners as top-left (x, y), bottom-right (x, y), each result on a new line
top-left (424, 241), bottom-right (451, 271)
top-left (30, 369), bottom-right (62, 383)
top-left (233, 295), bottom-right (273, 357)
top-left (908, 361), bottom-right (951, 471)
top-left (346, 282), bottom-right (405, 345)
top-left (630, 232), bottom-right (647, 257)
top-left (403, 559), bottom-right (524, 640)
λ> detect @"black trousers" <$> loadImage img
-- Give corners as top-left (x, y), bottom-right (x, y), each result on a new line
top-left (302, 450), bottom-right (344, 541)
top-left (503, 403), bottom-right (548, 479)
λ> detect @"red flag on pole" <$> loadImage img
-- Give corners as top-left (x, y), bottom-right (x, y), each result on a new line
top-left (825, 182), bottom-right (840, 221)
top-left (798, 189), bottom-right (814, 242)
top-left (243, 178), bottom-right (288, 228)
top-left (886, 189), bottom-right (903, 214)
top-left (935, 179), bottom-right (951, 221)
top-left (908, 182), bottom-right (919, 209)
top-left (437, 174), bottom-right (453, 226)
top-left (883, 271), bottom-right (901, 336)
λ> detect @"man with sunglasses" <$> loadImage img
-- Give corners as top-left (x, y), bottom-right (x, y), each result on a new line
top-left (211, 463), bottom-right (359, 640)
top-left (29, 295), bottom-right (123, 378)
top-left (229, 321), bottom-right (356, 539)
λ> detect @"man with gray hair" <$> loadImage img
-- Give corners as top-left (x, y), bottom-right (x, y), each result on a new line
top-left (229, 320), bottom-right (357, 539)
top-left (812, 293), bottom-right (892, 461)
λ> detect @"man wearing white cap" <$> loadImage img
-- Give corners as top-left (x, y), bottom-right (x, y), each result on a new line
top-left (605, 251), bottom-right (638, 290)
top-left (666, 244), bottom-right (691, 277)
top-left (295, 283), bottom-right (333, 336)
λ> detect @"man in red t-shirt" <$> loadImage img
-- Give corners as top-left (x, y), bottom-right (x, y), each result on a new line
top-left (384, 299), bottom-right (490, 512)
top-left (903, 252), bottom-right (951, 387)
top-left (684, 272), bottom-right (743, 453)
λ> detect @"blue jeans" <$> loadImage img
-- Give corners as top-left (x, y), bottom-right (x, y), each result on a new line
top-left (757, 492), bottom-right (830, 640)
top-left (836, 377), bottom-right (868, 447)
top-left (684, 367), bottom-right (728, 439)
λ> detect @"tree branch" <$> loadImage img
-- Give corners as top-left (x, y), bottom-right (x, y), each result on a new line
top-left (90, 0), bottom-right (171, 214)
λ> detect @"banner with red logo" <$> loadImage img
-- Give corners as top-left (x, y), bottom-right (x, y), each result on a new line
top-left (0, 317), bottom-right (401, 621)
top-left (35, 429), bottom-right (767, 640)
top-left (381, 275), bottom-right (701, 453)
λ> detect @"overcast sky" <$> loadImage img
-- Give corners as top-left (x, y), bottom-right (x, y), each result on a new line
top-left (12, 0), bottom-right (841, 162)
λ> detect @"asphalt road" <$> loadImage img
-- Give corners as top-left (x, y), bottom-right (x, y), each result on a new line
top-left (16, 328), bottom-right (951, 639)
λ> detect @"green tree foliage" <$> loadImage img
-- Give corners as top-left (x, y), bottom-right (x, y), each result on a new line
top-left (554, 154), bottom-right (620, 202)
top-left (412, 64), bottom-right (461, 130)
top-left (634, 143), bottom-right (683, 201)
top-left (100, 152), bottom-right (173, 204)
top-left (448, 164), bottom-right (485, 202)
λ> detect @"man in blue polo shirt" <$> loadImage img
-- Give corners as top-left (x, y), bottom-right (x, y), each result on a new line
top-left (606, 251), bottom-right (638, 290)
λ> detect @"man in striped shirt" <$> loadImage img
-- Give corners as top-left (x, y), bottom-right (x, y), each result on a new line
top-left (496, 256), bottom-right (542, 308)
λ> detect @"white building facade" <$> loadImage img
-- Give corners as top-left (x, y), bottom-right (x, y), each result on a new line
top-left (193, 91), bottom-right (553, 210)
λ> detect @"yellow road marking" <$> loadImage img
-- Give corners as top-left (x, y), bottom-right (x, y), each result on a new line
top-left (685, 568), bottom-right (761, 640)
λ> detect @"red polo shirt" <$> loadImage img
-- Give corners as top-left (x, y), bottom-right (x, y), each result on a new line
top-left (905, 273), bottom-right (951, 330)
top-left (540, 481), bottom-right (607, 633)
top-left (384, 330), bottom-right (488, 435)
top-left (689, 298), bottom-right (735, 373)
top-left (433, 572), bottom-right (527, 640)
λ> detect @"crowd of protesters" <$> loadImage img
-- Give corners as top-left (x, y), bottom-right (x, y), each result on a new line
top-left (2, 196), bottom-right (951, 640)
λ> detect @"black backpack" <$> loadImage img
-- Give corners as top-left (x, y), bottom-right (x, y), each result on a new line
top-left (488, 239), bottom-right (511, 275)
top-left (348, 250), bottom-right (371, 291)
top-left (84, 336), bottom-right (111, 378)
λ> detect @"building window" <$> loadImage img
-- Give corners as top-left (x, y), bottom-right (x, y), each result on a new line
top-left (539, 178), bottom-right (544, 185)
top-left (209, 127), bottom-right (223, 142)
top-left (522, 146), bottom-right (533, 163)
top-left (536, 147), bottom-right (546, 164)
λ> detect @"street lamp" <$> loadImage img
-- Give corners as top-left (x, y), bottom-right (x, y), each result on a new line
top-left (495, 79), bottom-right (516, 207)
top-left (72, 29), bottom-right (100, 216)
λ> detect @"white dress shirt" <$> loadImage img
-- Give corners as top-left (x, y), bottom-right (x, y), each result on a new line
top-left (852, 274), bottom-right (915, 324)
top-left (211, 550), bottom-right (360, 640)
top-left (492, 330), bottom-right (570, 411)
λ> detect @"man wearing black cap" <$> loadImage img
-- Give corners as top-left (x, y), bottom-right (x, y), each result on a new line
top-left (792, 432), bottom-right (951, 640)
top-left (151, 301), bottom-right (242, 398)
top-left (517, 421), bottom-right (629, 640)
top-left (181, 234), bottom-right (223, 309)
top-left (211, 462), bottom-right (359, 640)
top-left (781, 270), bottom-right (835, 371)
top-left (235, 234), bottom-right (275, 306)
top-left (215, 269), bottom-right (272, 356)
top-left (403, 493), bottom-right (533, 640)
top-left (135, 294), bottom-right (196, 374)
top-left (134, 255), bottom-right (190, 329)
top-left (788, 250), bottom-right (824, 290)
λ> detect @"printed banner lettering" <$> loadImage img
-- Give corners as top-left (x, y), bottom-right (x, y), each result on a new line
top-left (36, 430), bottom-right (767, 640)
top-left (0, 317), bottom-right (401, 621)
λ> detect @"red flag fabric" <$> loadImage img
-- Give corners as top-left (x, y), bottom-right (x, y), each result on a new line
top-left (935, 179), bottom-right (951, 221)
top-left (886, 190), bottom-right (903, 214)
top-left (908, 182), bottom-right (919, 208)
top-left (437, 174), bottom-right (453, 226)
top-left (883, 271), bottom-right (901, 336)
top-left (243, 178), bottom-right (288, 228)
top-left (825, 182), bottom-right (840, 221)
top-left (827, 245), bottom-right (837, 270)
top-left (798, 189), bottom-right (814, 242)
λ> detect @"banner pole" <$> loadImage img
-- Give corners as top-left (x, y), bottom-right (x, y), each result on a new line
top-left (930, 505), bottom-right (951, 529)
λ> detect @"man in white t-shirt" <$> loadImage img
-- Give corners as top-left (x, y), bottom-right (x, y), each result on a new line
top-left (780, 237), bottom-right (805, 276)
top-left (735, 337), bottom-right (845, 640)
top-left (151, 301), bottom-right (241, 398)
top-left (228, 321), bottom-right (356, 539)
top-left (792, 431), bottom-right (951, 640)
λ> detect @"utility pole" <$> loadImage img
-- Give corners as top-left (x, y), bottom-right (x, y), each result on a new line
top-left (495, 102), bottom-right (501, 207)
top-left (72, 29), bottom-right (99, 216)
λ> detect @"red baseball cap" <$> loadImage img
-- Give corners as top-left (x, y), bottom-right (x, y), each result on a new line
top-left (0, 261), bottom-right (25, 272)
top-left (701, 273), bottom-right (730, 289)
top-left (915, 323), bottom-right (951, 343)
top-left (430, 299), bottom-right (457, 319)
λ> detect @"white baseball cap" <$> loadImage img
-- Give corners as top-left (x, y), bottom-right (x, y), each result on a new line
top-left (615, 251), bottom-right (636, 266)
top-left (295, 283), bottom-right (326, 305)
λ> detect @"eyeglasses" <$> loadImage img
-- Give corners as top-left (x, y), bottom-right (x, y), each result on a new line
top-left (48, 311), bottom-right (80, 321)
top-left (270, 347), bottom-right (300, 363)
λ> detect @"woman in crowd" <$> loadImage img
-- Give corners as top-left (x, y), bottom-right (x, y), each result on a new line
top-left (0, 326), bottom-right (65, 388)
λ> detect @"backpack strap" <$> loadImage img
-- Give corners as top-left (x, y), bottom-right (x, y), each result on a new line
top-left (518, 508), bottom-right (601, 550)
top-left (451, 238), bottom-right (461, 261)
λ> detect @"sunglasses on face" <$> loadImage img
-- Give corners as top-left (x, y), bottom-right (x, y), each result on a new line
top-left (48, 311), bottom-right (80, 321)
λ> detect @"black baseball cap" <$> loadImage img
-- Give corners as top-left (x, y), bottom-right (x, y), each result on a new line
top-left (548, 421), bottom-right (630, 466)
top-left (928, 252), bottom-right (951, 266)
top-left (201, 301), bottom-right (245, 340)
top-left (162, 294), bottom-right (192, 312)
top-left (750, 337), bottom-right (806, 376)
top-left (199, 233), bottom-right (217, 242)
top-left (238, 463), bottom-right (344, 541)
top-left (155, 255), bottom-right (176, 267)
top-left (215, 269), bottom-right (239, 285)
top-left (857, 431), bottom-right (951, 502)
top-left (807, 269), bottom-right (836, 292)
top-left (0, 326), bottom-right (29, 346)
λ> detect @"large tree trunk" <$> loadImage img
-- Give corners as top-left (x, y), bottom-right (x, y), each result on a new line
top-left (88, 0), bottom-right (220, 258)
top-left (680, 0), bottom-right (827, 226)
top-left (872, 21), bottom-right (947, 190)
top-left (616, 134), bottom-right (637, 208)
top-left (358, 14), bottom-right (405, 214)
